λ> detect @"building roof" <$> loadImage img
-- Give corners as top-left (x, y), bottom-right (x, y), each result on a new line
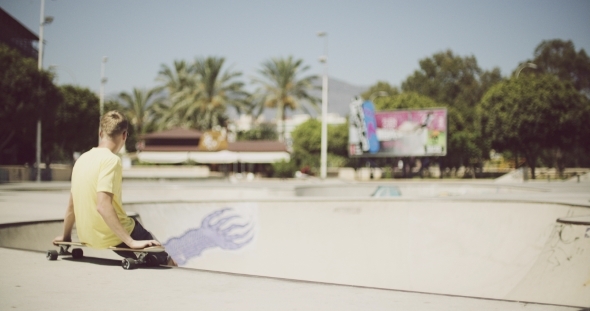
top-left (140, 146), bottom-right (200, 152)
top-left (228, 141), bottom-right (288, 152)
top-left (139, 128), bottom-right (287, 153)
top-left (139, 140), bottom-right (287, 153)
top-left (141, 128), bottom-right (203, 140)
top-left (0, 8), bottom-right (39, 59)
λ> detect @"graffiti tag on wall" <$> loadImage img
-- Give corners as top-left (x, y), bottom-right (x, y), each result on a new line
top-left (163, 208), bottom-right (255, 265)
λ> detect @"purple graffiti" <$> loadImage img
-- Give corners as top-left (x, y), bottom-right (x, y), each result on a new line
top-left (163, 208), bottom-right (254, 265)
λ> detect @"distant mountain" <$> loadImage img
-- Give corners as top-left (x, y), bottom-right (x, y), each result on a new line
top-left (309, 77), bottom-right (369, 117)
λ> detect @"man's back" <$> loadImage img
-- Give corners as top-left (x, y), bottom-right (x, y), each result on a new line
top-left (71, 147), bottom-right (134, 248)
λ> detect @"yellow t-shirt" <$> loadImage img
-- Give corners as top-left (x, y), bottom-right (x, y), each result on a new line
top-left (71, 147), bottom-right (134, 248)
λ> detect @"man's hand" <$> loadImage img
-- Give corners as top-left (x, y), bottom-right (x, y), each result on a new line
top-left (53, 235), bottom-right (71, 245)
top-left (127, 239), bottom-right (161, 249)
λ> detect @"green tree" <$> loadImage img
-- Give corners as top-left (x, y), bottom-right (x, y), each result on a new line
top-left (156, 57), bottom-right (247, 131)
top-left (118, 88), bottom-right (162, 153)
top-left (360, 81), bottom-right (400, 100)
top-left (401, 50), bottom-right (503, 170)
top-left (191, 57), bottom-right (248, 129)
top-left (326, 121), bottom-right (350, 168)
top-left (237, 123), bottom-right (278, 141)
top-left (371, 92), bottom-right (440, 111)
top-left (118, 88), bottom-right (162, 135)
top-left (402, 51), bottom-right (495, 110)
top-left (157, 60), bottom-right (192, 95)
top-left (153, 60), bottom-right (192, 130)
top-left (519, 39), bottom-right (590, 171)
top-left (480, 74), bottom-right (587, 179)
top-left (289, 119), bottom-right (351, 173)
top-left (0, 44), bottom-right (62, 165)
top-left (254, 56), bottom-right (319, 141)
top-left (271, 159), bottom-right (298, 178)
top-left (48, 85), bottom-right (100, 162)
top-left (522, 39), bottom-right (590, 95)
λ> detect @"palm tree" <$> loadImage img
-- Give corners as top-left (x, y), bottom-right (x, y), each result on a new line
top-left (253, 56), bottom-right (319, 141)
top-left (118, 88), bottom-right (162, 135)
top-left (156, 60), bottom-right (192, 95)
top-left (193, 57), bottom-right (249, 129)
top-left (155, 57), bottom-right (248, 131)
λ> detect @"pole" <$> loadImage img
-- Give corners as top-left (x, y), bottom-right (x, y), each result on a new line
top-left (320, 67), bottom-right (328, 179)
top-left (36, 0), bottom-right (46, 182)
top-left (99, 57), bottom-right (108, 118)
top-left (98, 57), bottom-right (108, 143)
top-left (318, 32), bottom-right (328, 179)
top-left (516, 62), bottom-right (537, 78)
top-left (515, 63), bottom-right (536, 182)
top-left (38, 0), bottom-right (45, 72)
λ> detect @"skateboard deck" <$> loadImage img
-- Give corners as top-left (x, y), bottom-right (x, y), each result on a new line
top-left (48, 241), bottom-right (166, 270)
top-left (108, 246), bottom-right (165, 252)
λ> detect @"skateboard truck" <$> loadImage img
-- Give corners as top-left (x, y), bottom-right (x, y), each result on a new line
top-left (108, 246), bottom-right (165, 270)
top-left (46, 242), bottom-right (84, 261)
top-left (121, 252), bottom-right (159, 270)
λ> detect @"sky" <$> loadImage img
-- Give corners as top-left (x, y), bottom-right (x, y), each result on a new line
top-left (2, 0), bottom-right (589, 98)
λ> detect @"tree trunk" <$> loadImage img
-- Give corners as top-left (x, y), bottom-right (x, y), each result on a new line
top-left (276, 103), bottom-right (284, 142)
top-left (528, 154), bottom-right (537, 180)
top-left (554, 148), bottom-right (564, 179)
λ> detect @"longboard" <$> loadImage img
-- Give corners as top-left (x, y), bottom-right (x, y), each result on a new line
top-left (48, 241), bottom-right (165, 270)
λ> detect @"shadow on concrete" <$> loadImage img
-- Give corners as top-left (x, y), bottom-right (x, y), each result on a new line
top-left (61, 257), bottom-right (172, 270)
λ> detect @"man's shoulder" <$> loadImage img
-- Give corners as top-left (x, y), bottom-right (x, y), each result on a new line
top-left (76, 148), bottom-right (120, 166)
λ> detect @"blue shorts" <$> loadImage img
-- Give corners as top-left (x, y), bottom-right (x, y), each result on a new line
top-left (113, 219), bottom-right (170, 265)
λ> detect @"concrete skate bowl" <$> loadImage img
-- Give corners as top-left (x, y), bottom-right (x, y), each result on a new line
top-left (121, 198), bottom-right (590, 308)
top-left (0, 220), bottom-right (65, 251)
top-left (1, 193), bottom-right (589, 307)
top-left (0, 213), bottom-right (143, 261)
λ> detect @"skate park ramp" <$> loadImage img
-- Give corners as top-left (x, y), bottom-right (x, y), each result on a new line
top-left (123, 198), bottom-right (590, 307)
top-left (1, 181), bottom-right (589, 308)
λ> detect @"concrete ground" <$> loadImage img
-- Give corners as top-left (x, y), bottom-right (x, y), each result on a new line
top-left (1, 177), bottom-right (589, 310)
top-left (0, 247), bottom-right (581, 311)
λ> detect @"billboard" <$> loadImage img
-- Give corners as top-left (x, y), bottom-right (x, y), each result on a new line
top-left (349, 99), bottom-right (447, 157)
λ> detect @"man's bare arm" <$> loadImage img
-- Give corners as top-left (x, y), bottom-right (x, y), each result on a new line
top-left (53, 193), bottom-right (75, 244)
top-left (96, 191), bottom-right (160, 249)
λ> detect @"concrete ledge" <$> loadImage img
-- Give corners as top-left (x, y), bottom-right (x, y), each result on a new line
top-left (123, 166), bottom-right (211, 179)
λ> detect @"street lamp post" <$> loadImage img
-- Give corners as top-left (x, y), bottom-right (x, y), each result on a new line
top-left (515, 62), bottom-right (536, 181)
top-left (99, 56), bottom-right (108, 118)
top-left (516, 62), bottom-right (537, 78)
top-left (36, 0), bottom-right (53, 182)
top-left (317, 31), bottom-right (328, 179)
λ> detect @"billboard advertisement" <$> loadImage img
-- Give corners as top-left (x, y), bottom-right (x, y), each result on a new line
top-left (349, 99), bottom-right (447, 157)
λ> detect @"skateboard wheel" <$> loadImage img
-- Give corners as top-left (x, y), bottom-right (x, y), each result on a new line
top-left (72, 248), bottom-right (84, 259)
top-left (145, 254), bottom-right (160, 267)
top-left (46, 250), bottom-right (58, 261)
top-left (122, 258), bottom-right (138, 270)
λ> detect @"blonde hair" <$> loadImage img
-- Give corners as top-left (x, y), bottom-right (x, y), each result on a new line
top-left (100, 110), bottom-right (128, 137)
